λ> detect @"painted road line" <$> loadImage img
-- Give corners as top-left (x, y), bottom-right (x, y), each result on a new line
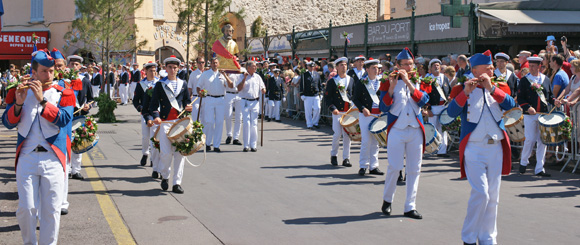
top-left (83, 153), bottom-right (136, 245)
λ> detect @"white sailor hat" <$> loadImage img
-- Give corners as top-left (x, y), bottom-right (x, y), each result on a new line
top-left (353, 55), bottom-right (366, 61)
top-left (428, 58), bottom-right (441, 67)
top-left (81, 65), bottom-right (87, 69)
top-left (272, 68), bottom-right (281, 72)
top-left (132, 63), bottom-right (139, 66)
top-left (494, 52), bottom-right (510, 61)
top-left (67, 55), bottom-right (84, 63)
top-left (334, 57), bottom-right (348, 65)
top-left (306, 61), bottom-right (315, 66)
top-left (378, 64), bottom-right (383, 68)
top-left (261, 59), bottom-right (270, 64)
top-left (180, 62), bottom-right (185, 66)
top-left (164, 55), bottom-right (181, 65)
top-left (293, 66), bottom-right (299, 71)
top-left (527, 55), bottom-right (543, 63)
top-left (268, 63), bottom-right (277, 67)
top-left (517, 50), bottom-right (531, 57)
top-left (144, 61), bottom-right (158, 68)
top-left (364, 57), bottom-right (379, 65)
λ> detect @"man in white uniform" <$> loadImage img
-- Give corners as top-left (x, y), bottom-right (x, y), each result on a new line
top-left (225, 69), bottom-right (244, 145)
top-left (237, 61), bottom-right (266, 152)
top-left (188, 57), bottom-right (205, 122)
top-left (426, 58), bottom-right (450, 157)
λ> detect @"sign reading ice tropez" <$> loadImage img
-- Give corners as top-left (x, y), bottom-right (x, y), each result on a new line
top-left (367, 19), bottom-right (411, 44)
top-left (414, 15), bottom-right (468, 41)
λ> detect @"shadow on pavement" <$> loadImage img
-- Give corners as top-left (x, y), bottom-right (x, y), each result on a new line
top-left (262, 165), bottom-right (342, 171)
top-left (319, 180), bottom-right (384, 186)
top-left (69, 188), bottom-right (168, 197)
top-left (0, 224), bottom-right (20, 233)
top-left (286, 173), bottom-right (377, 180)
top-left (283, 212), bottom-right (392, 225)
top-left (84, 176), bottom-right (157, 184)
top-left (0, 191), bottom-right (18, 201)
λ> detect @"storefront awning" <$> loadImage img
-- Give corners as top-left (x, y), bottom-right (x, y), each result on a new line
top-left (479, 9), bottom-right (580, 32)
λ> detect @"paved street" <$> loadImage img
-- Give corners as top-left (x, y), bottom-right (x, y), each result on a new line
top-left (1, 105), bottom-right (579, 244)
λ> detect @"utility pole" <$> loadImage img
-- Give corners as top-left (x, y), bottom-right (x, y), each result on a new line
top-left (204, 0), bottom-right (209, 61)
top-left (186, 1), bottom-right (191, 82)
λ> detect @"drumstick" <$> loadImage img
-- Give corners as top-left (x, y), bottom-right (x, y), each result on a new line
top-left (73, 101), bottom-right (95, 114)
top-left (176, 97), bottom-right (200, 118)
top-left (548, 106), bottom-right (557, 114)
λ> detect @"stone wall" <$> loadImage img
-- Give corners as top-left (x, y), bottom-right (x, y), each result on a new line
top-left (231, 0), bottom-right (378, 35)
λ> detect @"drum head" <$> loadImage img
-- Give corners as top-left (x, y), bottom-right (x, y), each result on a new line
top-left (504, 108), bottom-right (523, 125)
top-left (539, 112), bottom-right (565, 126)
top-left (71, 116), bottom-right (86, 131)
top-left (168, 119), bottom-right (191, 138)
top-left (424, 123), bottom-right (436, 142)
top-left (341, 110), bottom-right (359, 125)
top-left (369, 115), bottom-right (388, 132)
top-left (439, 108), bottom-right (454, 125)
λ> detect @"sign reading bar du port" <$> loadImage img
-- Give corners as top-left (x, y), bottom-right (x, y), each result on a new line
top-left (0, 31), bottom-right (50, 55)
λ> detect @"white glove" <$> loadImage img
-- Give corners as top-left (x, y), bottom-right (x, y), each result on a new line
top-left (300, 95), bottom-right (305, 101)
top-left (283, 97), bottom-right (287, 102)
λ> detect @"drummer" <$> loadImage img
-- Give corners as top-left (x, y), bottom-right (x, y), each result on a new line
top-left (134, 61), bottom-right (161, 178)
top-left (517, 55), bottom-right (552, 177)
top-left (378, 48), bottom-right (429, 219)
top-left (446, 50), bottom-right (515, 245)
top-left (353, 58), bottom-right (384, 176)
top-left (149, 55), bottom-right (192, 193)
top-left (425, 58), bottom-right (450, 157)
top-left (323, 57), bottom-right (353, 167)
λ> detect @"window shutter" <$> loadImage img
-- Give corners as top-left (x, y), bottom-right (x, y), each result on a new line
top-left (30, 0), bottom-right (44, 22)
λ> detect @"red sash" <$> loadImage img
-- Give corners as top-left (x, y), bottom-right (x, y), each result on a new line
top-left (212, 40), bottom-right (241, 69)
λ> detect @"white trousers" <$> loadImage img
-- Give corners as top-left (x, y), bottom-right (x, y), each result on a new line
top-left (242, 99), bottom-right (260, 148)
top-left (269, 100), bottom-right (282, 120)
top-left (91, 85), bottom-right (100, 98)
top-left (428, 114), bottom-right (448, 154)
top-left (70, 152), bottom-right (82, 175)
top-left (17, 152), bottom-right (64, 245)
top-left (61, 158), bottom-right (70, 210)
top-left (159, 119), bottom-right (185, 185)
top-left (304, 96), bottom-right (321, 127)
top-left (359, 114), bottom-right (380, 169)
top-left (119, 84), bottom-right (128, 104)
top-left (204, 96), bottom-right (226, 148)
top-left (149, 124), bottom-right (161, 172)
top-left (383, 126), bottom-right (423, 212)
top-left (225, 93), bottom-right (243, 139)
top-left (330, 114), bottom-right (351, 160)
top-left (104, 84), bottom-right (114, 99)
top-left (461, 140), bottom-right (503, 245)
top-left (129, 82), bottom-right (137, 100)
top-left (191, 96), bottom-right (203, 123)
top-left (520, 114), bottom-right (547, 174)
top-left (141, 118), bottom-right (150, 156)
top-left (264, 97), bottom-right (271, 117)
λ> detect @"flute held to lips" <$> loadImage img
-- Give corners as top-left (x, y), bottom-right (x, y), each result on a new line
top-left (17, 79), bottom-right (53, 90)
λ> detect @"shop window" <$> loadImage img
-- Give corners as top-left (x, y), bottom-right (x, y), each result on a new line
top-left (153, 0), bottom-right (164, 19)
top-left (30, 0), bottom-right (44, 23)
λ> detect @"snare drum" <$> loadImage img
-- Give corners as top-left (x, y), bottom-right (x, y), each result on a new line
top-left (538, 112), bottom-right (568, 146)
top-left (369, 114), bottom-right (389, 147)
top-left (340, 108), bottom-right (361, 142)
top-left (503, 107), bottom-right (525, 142)
top-left (71, 116), bottom-right (86, 134)
top-left (439, 107), bottom-right (455, 126)
top-left (167, 118), bottom-right (194, 144)
top-left (424, 123), bottom-right (442, 155)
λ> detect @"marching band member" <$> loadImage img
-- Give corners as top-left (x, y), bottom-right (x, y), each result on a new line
top-left (2, 50), bottom-right (75, 244)
top-left (518, 55), bottom-right (552, 177)
top-left (225, 68), bottom-right (244, 145)
top-left (139, 62), bottom-right (162, 178)
top-left (379, 48), bottom-right (429, 220)
top-left (196, 57), bottom-right (236, 152)
top-left (149, 55), bottom-right (192, 193)
top-left (237, 60), bottom-right (266, 152)
top-left (90, 63), bottom-right (102, 98)
top-left (68, 55), bottom-right (94, 181)
top-left (130, 63), bottom-right (141, 101)
top-left (300, 61), bottom-right (322, 129)
top-left (348, 55), bottom-right (366, 84)
top-left (494, 52), bottom-right (519, 97)
top-left (353, 58), bottom-right (384, 176)
top-left (267, 68), bottom-right (284, 122)
top-left (324, 57), bottom-right (353, 167)
top-left (133, 61), bottom-right (158, 166)
top-left (426, 58), bottom-right (450, 157)
top-left (447, 50), bottom-right (515, 245)
top-left (119, 65), bottom-right (129, 105)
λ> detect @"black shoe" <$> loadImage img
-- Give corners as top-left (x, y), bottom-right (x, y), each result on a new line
top-left (330, 156), bottom-right (338, 166)
top-left (265, 116), bottom-right (270, 120)
top-left (307, 127), bottom-right (313, 130)
top-left (381, 201), bottom-right (391, 215)
top-left (152, 171), bottom-right (159, 179)
top-left (342, 159), bottom-right (352, 167)
top-left (398, 170), bottom-right (405, 182)
top-left (225, 136), bottom-right (232, 144)
top-left (535, 171), bottom-right (551, 177)
top-left (161, 179), bottom-right (169, 191)
top-left (206, 145), bottom-right (212, 151)
top-left (71, 173), bottom-right (84, 180)
top-left (172, 185), bottom-right (184, 194)
top-left (404, 210), bottom-right (423, 219)
top-left (313, 125), bottom-right (319, 129)
top-left (233, 139), bottom-right (242, 145)
top-left (358, 168), bottom-right (367, 176)
top-left (369, 168), bottom-right (385, 175)
top-left (140, 155), bottom-right (148, 166)
top-left (243, 148), bottom-right (249, 152)
top-left (61, 208), bottom-right (69, 215)
top-left (251, 148), bottom-right (257, 152)
top-left (519, 164), bottom-right (526, 174)
top-left (213, 147), bottom-right (221, 152)
top-left (68, 173), bottom-right (72, 179)
top-left (436, 154), bottom-right (449, 157)
top-left (267, 118), bottom-right (272, 122)
top-left (150, 161), bottom-right (153, 167)
top-left (463, 242), bottom-right (476, 245)
top-left (276, 120), bottom-right (281, 122)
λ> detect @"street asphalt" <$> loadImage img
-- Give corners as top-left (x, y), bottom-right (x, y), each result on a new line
top-left (1, 104), bottom-right (579, 245)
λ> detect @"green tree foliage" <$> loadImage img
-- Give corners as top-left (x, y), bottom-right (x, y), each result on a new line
top-left (251, 16), bottom-right (266, 38)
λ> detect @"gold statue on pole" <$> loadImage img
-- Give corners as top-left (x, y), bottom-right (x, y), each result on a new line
top-left (212, 23), bottom-right (241, 72)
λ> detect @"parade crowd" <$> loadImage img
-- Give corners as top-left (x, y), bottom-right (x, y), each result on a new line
top-left (1, 33), bottom-right (580, 245)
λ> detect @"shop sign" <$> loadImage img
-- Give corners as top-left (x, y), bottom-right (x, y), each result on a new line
top-left (0, 31), bottom-right (49, 54)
